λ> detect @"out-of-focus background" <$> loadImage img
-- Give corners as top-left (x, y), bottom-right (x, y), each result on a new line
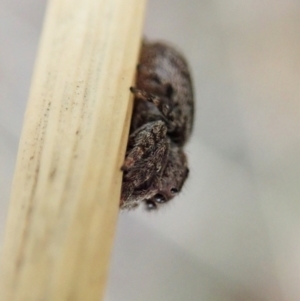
top-left (1, 1), bottom-right (300, 300)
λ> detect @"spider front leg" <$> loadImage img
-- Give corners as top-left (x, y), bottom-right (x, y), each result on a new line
top-left (122, 120), bottom-right (167, 171)
top-left (120, 121), bottom-right (169, 209)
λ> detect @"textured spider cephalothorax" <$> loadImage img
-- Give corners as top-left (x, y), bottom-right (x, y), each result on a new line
top-left (120, 41), bottom-right (194, 211)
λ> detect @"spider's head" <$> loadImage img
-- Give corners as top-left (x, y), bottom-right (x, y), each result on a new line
top-left (145, 145), bottom-right (189, 211)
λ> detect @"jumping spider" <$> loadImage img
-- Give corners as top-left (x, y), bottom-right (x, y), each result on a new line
top-left (120, 41), bottom-right (194, 211)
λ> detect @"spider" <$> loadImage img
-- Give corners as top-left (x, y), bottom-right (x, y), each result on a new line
top-left (120, 41), bottom-right (194, 211)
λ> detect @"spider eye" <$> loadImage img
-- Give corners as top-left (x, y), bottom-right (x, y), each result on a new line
top-left (154, 194), bottom-right (166, 203)
top-left (165, 84), bottom-right (174, 98)
top-left (170, 188), bottom-right (178, 194)
top-left (145, 200), bottom-right (157, 211)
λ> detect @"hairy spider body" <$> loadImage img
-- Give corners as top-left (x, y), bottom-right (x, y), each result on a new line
top-left (120, 41), bottom-right (194, 210)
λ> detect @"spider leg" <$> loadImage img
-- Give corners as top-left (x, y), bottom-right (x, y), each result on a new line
top-left (122, 120), bottom-right (167, 170)
top-left (121, 121), bottom-right (169, 208)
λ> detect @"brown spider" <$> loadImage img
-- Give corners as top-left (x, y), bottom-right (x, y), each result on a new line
top-left (120, 41), bottom-right (194, 211)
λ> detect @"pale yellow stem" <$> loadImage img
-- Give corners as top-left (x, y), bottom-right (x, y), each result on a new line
top-left (0, 0), bottom-right (146, 300)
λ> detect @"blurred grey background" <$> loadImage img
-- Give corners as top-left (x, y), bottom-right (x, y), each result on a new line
top-left (1, 0), bottom-right (300, 300)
